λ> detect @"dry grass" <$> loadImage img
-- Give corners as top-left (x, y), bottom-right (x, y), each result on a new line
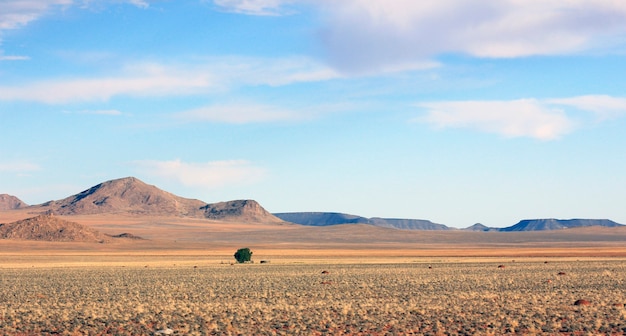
top-left (0, 259), bottom-right (625, 335)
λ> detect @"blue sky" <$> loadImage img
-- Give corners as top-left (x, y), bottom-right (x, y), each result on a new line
top-left (1, 0), bottom-right (626, 228)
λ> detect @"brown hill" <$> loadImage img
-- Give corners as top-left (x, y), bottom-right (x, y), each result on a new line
top-left (31, 177), bottom-right (283, 223)
top-left (36, 177), bottom-right (208, 216)
top-left (0, 214), bottom-right (108, 242)
top-left (202, 200), bottom-right (283, 222)
top-left (0, 194), bottom-right (28, 210)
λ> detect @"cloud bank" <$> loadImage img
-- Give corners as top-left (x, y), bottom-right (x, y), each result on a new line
top-left (313, 0), bottom-right (626, 73)
top-left (418, 95), bottom-right (626, 140)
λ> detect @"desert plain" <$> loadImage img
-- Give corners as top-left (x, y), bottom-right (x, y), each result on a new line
top-left (1, 208), bottom-right (626, 335)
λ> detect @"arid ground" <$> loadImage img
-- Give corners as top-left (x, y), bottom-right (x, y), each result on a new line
top-left (1, 210), bottom-right (626, 335)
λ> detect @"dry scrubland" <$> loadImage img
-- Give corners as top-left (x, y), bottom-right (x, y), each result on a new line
top-left (1, 260), bottom-right (625, 335)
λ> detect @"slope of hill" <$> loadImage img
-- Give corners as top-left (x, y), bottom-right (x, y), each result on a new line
top-left (0, 194), bottom-right (28, 210)
top-left (464, 223), bottom-right (496, 231)
top-left (202, 200), bottom-right (283, 222)
top-left (26, 177), bottom-right (282, 223)
top-left (0, 214), bottom-right (108, 242)
top-left (500, 218), bottom-right (624, 231)
top-left (36, 177), bottom-right (207, 216)
top-left (273, 212), bottom-right (450, 230)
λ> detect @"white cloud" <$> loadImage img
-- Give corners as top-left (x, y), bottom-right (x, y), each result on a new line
top-left (0, 54), bottom-right (30, 61)
top-left (0, 161), bottom-right (41, 173)
top-left (127, 0), bottom-right (149, 9)
top-left (64, 109), bottom-right (123, 116)
top-left (0, 0), bottom-right (72, 30)
top-left (418, 95), bottom-right (626, 140)
top-left (547, 95), bottom-right (626, 121)
top-left (134, 159), bottom-right (266, 189)
top-left (315, 0), bottom-right (626, 73)
top-left (175, 104), bottom-right (298, 124)
top-left (0, 63), bottom-right (213, 103)
top-left (418, 99), bottom-right (576, 140)
top-left (212, 0), bottom-right (294, 16)
top-left (0, 57), bottom-right (337, 104)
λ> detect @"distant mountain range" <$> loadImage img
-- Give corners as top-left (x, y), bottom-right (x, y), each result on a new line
top-left (499, 218), bottom-right (623, 231)
top-left (273, 212), bottom-right (624, 231)
top-left (1, 177), bottom-right (623, 231)
top-left (273, 212), bottom-right (450, 230)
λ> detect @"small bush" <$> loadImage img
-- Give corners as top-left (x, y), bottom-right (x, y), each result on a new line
top-left (234, 248), bottom-right (252, 263)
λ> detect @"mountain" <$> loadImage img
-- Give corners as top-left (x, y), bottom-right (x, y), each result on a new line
top-left (29, 177), bottom-right (282, 222)
top-left (202, 200), bottom-right (284, 222)
top-left (464, 223), bottom-right (496, 231)
top-left (0, 214), bottom-right (108, 242)
top-left (273, 212), bottom-right (450, 230)
top-left (367, 217), bottom-right (451, 230)
top-left (36, 177), bottom-right (207, 216)
top-left (273, 212), bottom-right (370, 226)
top-left (0, 194), bottom-right (28, 210)
top-left (500, 218), bottom-right (624, 232)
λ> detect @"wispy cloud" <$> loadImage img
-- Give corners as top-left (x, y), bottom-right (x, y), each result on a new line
top-left (547, 95), bottom-right (626, 121)
top-left (64, 109), bottom-right (124, 116)
top-left (315, 0), bottom-right (626, 73)
top-left (0, 57), bottom-right (338, 104)
top-left (0, 0), bottom-right (72, 31)
top-left (175, 104), bottom-right (299, 124)
top-left (134, 159), bottom-right (266, 189)
top-left (213, 0), bottom-right (295, 16)
top-left (0, 54), bottom-right (30, 61)
top-left (0, 161), bottom-right (41, 173)
top-left (0, 63), bottom-right (213, 104)
top-left (418, 95), bottom-right (626, 140)
top-left (418, 99), bottom-right (575, 140)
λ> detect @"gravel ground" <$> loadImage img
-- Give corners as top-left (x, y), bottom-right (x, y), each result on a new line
top-left (0, 260), bottom-right (625, 335)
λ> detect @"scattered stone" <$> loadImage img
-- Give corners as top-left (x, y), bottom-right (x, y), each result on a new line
top-left (321, 270), bottom-right (329, 274)
top-left (320, 281), bottom-right (332, 285)
top-left (155, 328), bottom-right (174, 335)
top-left (260, 260), bottom-right (270, 264)
top-left (557, 272), bottom-right (566, 276)
top-left (574, 299), bottom-right (591, 306)
top-left (497, 265), bottom-right (506, 269)
top-left (546, 279), bottom-right (552, 283)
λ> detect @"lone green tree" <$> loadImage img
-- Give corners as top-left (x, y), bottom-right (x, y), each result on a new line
top-left (234, 247), bottom-right (253, 263)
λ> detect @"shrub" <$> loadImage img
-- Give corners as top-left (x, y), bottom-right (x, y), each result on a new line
top-left (234, 248), bottom-right (253, 263)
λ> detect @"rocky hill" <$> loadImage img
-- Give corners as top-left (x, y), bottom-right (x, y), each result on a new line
top-left (464, 223), bottom-right (496, 231)
top-left (29, 177), bottom-right (282, 222)
top-left (0, 214), bottom-right (108, 242)
top-left (0, 194), bottom-right (28, 210)
top-left (500, 218), bottom-right (624, 231)
top-left (273, 212), bottom-right (450, 230)
top-left (202, 200), bottom-right (283, 222)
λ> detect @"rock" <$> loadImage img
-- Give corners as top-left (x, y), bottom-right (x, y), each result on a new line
top-left (155, 328), bottom-right (174, 335)
top-left (497, 265), bottom-right (506, 269)
top-left (321, 270), bottom-right (329, 274)
top-left (557, 272), bottom-right (566, 276)
top-left (574, 299), bottom-right (591, 306)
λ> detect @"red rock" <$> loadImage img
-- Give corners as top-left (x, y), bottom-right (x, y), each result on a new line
top-left (574, 299), bottom-right (591, 306)
top-left (557, 272), bottom-right (566, 276)
top-left (321, 270), bottom-right (329, 274)
top-left (497, 265), bottom-right (506, 269)
top-left (320, 281), bottom-right (332, 285)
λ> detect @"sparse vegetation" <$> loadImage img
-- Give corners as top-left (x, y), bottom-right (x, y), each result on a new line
top-left (0, 259), bottom-right (624, 335)
top-left (234, 247), bottom-right (253, 263)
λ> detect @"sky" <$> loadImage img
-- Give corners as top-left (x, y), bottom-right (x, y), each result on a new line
top-left (1, 0), bottom-right (626, 228)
